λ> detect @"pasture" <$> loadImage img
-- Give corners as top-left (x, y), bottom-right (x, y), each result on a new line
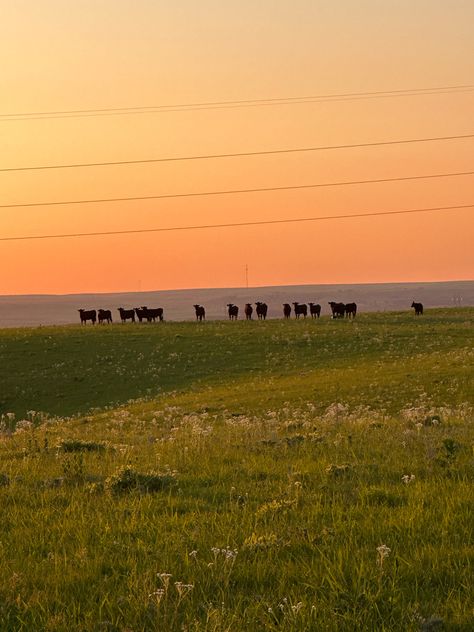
top-left (0, 309), bottom-right (473, 631)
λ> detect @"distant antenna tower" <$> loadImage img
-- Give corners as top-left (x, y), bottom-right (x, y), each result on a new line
top-left (245, 264), bottom-right (249, 288)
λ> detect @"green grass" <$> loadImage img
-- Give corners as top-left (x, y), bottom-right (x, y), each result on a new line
top-left (0, 309), bottom-right (472, 631)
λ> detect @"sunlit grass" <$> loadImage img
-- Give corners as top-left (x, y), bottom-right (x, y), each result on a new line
top-left (0, 309), bottom-right (472, 630)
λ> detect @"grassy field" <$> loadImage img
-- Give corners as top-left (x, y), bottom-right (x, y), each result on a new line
top-left (0, 309), bottom-right (472, 631)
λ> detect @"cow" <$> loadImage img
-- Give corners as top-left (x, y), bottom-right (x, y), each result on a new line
top-left (345, 303), bottom-right (357, 319)
top-left (308, 303), bottom-right (321, 319)
top-left (411, 301), bottom-right (424, 315)
top-left (329, 302), bottom-right (346, 319)
top-left (134, 307), bottom-right (148, 323)
top-left (283, 303), bottom-right (292, 319)
top-left (255, 302), bottom-right (268, 320)
top-left (98, 309), bottom-right (113, 324)
top-left (227, 304), bottom-right (239, 320)
top-left (78, 309), bottom-right (96, 325)
top-left (118, 307), bottom-right (135, 323)
top-left (244, 304), bottom-right (253, 320)
top-left (141, 306), bottom-right (164, 322)
top-left (293, 302), bottom-right (308, 319)
top-left (194, 305), bottom-right (205, 321)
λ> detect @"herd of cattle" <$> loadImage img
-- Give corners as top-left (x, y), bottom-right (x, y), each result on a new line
top-left (78, 301), bottom-right (424, 324)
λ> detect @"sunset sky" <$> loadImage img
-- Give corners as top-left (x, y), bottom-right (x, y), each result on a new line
top-left (1, 1), bottom-right (473, 294)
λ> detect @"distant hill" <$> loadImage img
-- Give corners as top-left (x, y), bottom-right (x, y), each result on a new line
top-left (0, 280), bottom-right (472, 327)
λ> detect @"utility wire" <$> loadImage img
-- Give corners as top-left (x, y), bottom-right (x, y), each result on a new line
top-left (2, 133), bottom-right (473, 173)
top-left (1, 170), bottom-right (472, 210)
top-left (1, 204), bottom-right (472, 242)
top-left (1, 84), bottom-right (473, 121)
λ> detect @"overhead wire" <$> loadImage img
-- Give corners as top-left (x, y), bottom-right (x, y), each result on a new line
top-left (1, 84), bottom-right (473, 121)
top-left (1, 204), bottom-right (472, 242)
top-left (0, 170), bottom-right (472, 210)
top-left (2, 133), bottom-right (473, 173)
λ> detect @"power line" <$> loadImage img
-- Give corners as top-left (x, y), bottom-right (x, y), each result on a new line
top-left (1, 84), bottom-right (473, 121)
top-left (1, 203), bottom-right (472, 242)
top-left (1, 170), bottom-right (472, 210)
top-left (2, 133), bottom-right (473, 173)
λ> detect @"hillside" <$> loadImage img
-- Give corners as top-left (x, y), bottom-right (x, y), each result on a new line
top-left (0, 279), bottom-right (472, 327)
top-left (0, 309), bottom-right (472, 630)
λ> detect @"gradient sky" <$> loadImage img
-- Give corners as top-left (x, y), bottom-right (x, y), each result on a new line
top-left (1, 1), bottom-right (473, 294)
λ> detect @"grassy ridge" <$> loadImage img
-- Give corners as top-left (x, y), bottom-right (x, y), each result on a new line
top-left (0, 308), bottom-right (472, 419)
top-left (0, 309), bottom-right (472, 631)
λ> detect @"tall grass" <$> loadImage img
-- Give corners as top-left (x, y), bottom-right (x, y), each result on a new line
top-left (0, 309), bottom-right (472, 630)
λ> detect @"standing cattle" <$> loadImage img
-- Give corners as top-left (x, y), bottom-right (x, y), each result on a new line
top-left (345, 303), bottom-right (357, 319)
top-left (411, 301), bottom-right (424, 315)
top-left (118, 308), bottom-right (135, 323)
top-left (194, 305), bottom-right (205, 321)
top-left (244, 304), bottom-right (253, 320)
top-left (255, 302), bottom-right (268, 320)
top-left (141, 306), bottom-right (164, 322)
top-left (329, 302), bottom-right (346, 319)
top-left (308, 303), bottom-right (321, 319)
top-left (98, 309), bottom-right (113, 324)
top-left (78, 309), bottom-right (96, 325)
top-left (135, 307), bottom-right (148, 323)
top-left (293, 302), bottom-right (308, 319)
top-left (135, 307), bottom-right (164, 322)
top-left (283, 303), bottom-right (292, 319)
top-left (227, 304), bottom-right (239, 320)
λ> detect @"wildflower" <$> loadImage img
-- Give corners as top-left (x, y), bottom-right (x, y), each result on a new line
top-left (174, 582), bottom-right (194, 598)
top-left (376, 544), bottom-right (391, 567)
top-left (157, 572), bottom-right (172, 590)
top-left (211, 546), bottom-right (238, 562)
top-left (189, 550), bottom-right (198, 559)
top-left (148, 589), bottom-right (165, 604)
top-left (402, 474), bottom-right (415, 484)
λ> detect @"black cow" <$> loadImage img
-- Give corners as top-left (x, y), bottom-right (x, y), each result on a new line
top-left (194, 305), bottom-right (205, 321)
top-left (308, 303), bottom-right (321, 319)
top-left (141, 306), bottom-right (164, 322)
top-left (255, 302), bottom-right (268, 320)
top-left (283, 303), bottom-right (292, 319)
top-left (329, 302), bottom-right (346, 319)
top-left (245, 304), bottom-right (253, 320)
top-left (98, 309), bottom-right (113, 324)
top-left (134, 307), bottom-right (148, 323)
top-left (118, 307), bottom-right (135, 323)
top-left (227, 304), bottom-right (239, 320)
top-left (411, 301), bottom-right (424, 315)
top-left (78, 309), bottom-right (96, 325)
top-left (293, 302), bottom-right (308, 319)
top-left (345, 303), bottom-right (357, 319)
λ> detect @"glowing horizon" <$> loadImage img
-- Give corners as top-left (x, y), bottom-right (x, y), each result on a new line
top-left (1, 1), bottom-right (473, 295)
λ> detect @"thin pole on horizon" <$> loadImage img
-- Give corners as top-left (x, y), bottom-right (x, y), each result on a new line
top-left (246, 264), bottom-right (249, 289)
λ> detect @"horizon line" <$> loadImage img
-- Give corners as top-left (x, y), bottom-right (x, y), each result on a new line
top-left (0, 278), bottom-right (473, 299)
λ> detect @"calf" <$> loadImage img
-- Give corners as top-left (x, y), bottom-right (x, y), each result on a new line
top-left (135, 307), bottom-right (148, 323)
top-left (283, 303), bottom-right (291, 319)
top-left (98, 309), bottom-right (113, 324)
top-left (227, 304), bottom-right (239, 320)
top-left (308, 303), bottom-right (321, 318)
top-left (118, 307), bottom-right (135, 323)
top-left (329, 302), bottom-right (346, 319)
top-left (78, 309), bottom-right (96, 325)
top-left (411, 301), bottom-right (424, 315)
top-left (194, 305), bottom-right (205, 321)
top-left (345, 303), bottom-right (357, 319)
top-left (255, 302), bottom-right (268, 320)
top-left (293, 302), bottom-right (308, 319)
top-left (244, 303), bottom-right (253, 320)
top-left (141, 306), bottom-right (164, 322)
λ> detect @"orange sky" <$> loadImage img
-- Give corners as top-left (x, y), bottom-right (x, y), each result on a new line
top-left (1, 1), bottom-right (473, 294)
